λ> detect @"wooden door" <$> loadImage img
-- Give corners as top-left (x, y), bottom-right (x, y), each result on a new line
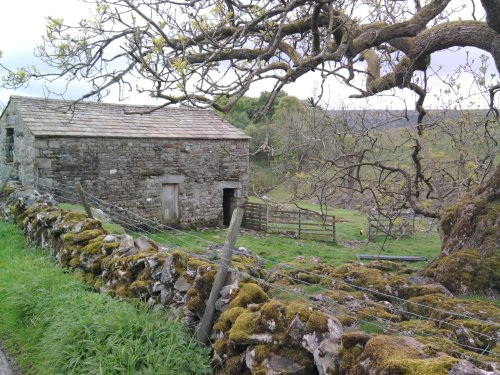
top-left (161, 183), bottom-right (179, 226)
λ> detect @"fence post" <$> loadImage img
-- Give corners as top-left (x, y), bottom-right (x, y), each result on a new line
top-left (197, 206), bottom-right (245, 345)
top-left (368, 216), bottom-right (372, 241)
top-left (332, 216), bottom-right (336, 242)
top-left (258, 204), bottom-right (262, 231)
top-left (265, 204), bottom-right (269, 232)
top-left (298, 209), bottom-right (301, 238)
top-left (75, 182), bottom-right (94, 219)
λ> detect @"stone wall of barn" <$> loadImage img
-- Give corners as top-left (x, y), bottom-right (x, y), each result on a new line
top-left (0, 105), bottom-right (37, 185)
top-left (30, 136), bottom-right (249, 227)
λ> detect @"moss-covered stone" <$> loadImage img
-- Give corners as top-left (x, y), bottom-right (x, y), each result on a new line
top-left (90, 255), bottom-right (106, 275)
top-left (81, 219), bottom-right (104, 232)
top-left (251, 347), bottom-right (315, 375)
top-left (102, 242), bottom-right (120, 251)
top-left (62, 232), bottom-right (74, 242)
top-left (355, 335), bottom-right (458, 375)
top-left (61, 211), bottom-right (88, 224)
top-left (94, 276), bottom-right (105, 291)
top-left (306, 310), bottom-right (329, 333)
top-left (285, 301), bottom-right (311, 324)
top-left (73, 229), bottom-right (105, 243)
top-left (218, 355), bottom-right (245, 375)
top-left (213, 307), bottom-right (246, 333)
top-left (341, 331), bottom-right (373, 349)
top-left (69, 257), bottom-right (81, 268)
top-left (260, 301), bottom-right (286, 331)
top-left (407, 293), bottom-right (500, 322)
top-left (82, 236), bottom-right (104, 255)
top-left (339, 344), bottom-right (364, 373)
top-left (185, 268), bottom-right (217, 315)
top-left (228, 311), bottom-right (262, 343)
top-left (130, 280), bottom-right (151, 297)
top-left (114, 284), bottom-right (134, 298)
top-left (229, 283), bottom-right (269, 309)
top-left (329, 262), bottom-right (408, 297)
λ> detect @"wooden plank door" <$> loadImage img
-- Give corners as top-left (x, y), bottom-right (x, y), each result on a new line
top-left (161, 183), bottom-right (179, 226)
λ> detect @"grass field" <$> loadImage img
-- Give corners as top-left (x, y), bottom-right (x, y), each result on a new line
top-left (0, 222), bottom-right (211, 375)
top-left (57, 199), bottom-right (441, 269)
top-left (158, 226), bottom-right (440, 269)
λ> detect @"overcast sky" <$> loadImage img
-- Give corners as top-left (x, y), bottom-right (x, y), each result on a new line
top-left (0, 0), bottom-right (497, 110)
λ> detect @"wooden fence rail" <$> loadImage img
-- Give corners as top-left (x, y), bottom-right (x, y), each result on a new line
top-left (242, 202), bottom-right (335, 241)
top-left (367, 209), bottom-right (415, 241)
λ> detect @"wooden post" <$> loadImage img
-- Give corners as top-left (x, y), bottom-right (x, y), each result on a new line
top-left (259, 206), bottom-right (262, 230)
top-left (368, 216), bottom-right (372, 241)
top-left (197, 206), bottom-right (245, 345)
top-left (332, 216), bottom-right (336, 242)
top-left (75, 182), bottom-right (94, 219)
top-left (265, 204), bottom-right (269, 232)
top-left (298, 210), bottom-right (301, 238)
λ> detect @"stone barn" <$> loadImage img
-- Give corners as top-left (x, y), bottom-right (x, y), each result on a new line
top-left (0, 96), bottom-right (249, 227)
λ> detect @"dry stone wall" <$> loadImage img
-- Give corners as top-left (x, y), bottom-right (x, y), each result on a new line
top-left (1, 183), bottom-right (497, 375)
top-left (0, 183), bottom-right (344, 374)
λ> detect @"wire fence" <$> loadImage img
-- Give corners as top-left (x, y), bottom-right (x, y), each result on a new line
top-left (1, 174), bottom-right (498, 365)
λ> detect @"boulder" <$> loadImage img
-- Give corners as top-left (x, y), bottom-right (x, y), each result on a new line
top-left (353, 335), bottom-right (458, 375)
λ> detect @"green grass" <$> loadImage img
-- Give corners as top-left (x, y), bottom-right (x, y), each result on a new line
top-left (0, 222), bottom-right (211, 375)
top-left (460, 294), bottom-right (500, 307)
top-left (239, 197), bottom-right (441, 268)
top-left (151, 222), bottom-right (440, 270)
top-left (357, 321), bottom-right (385, 334)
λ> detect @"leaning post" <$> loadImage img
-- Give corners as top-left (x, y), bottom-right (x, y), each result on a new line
top-left (75, 182), bottom-right (94, 219)
top-left (196, 205), bottom-right (245, 345)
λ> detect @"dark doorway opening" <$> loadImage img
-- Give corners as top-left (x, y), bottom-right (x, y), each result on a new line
top-left (223, 188), bottom-right (236, 226)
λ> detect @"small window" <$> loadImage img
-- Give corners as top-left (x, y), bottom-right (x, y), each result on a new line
top-left (5, 128), bottom-right (14, 163)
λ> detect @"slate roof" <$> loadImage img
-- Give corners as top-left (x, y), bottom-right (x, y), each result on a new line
top-left (4, 96), bottom-right (249, 140)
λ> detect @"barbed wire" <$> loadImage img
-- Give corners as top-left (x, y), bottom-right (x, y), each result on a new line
top-left (31, 180), bottom-right (500, 337)
top-left (3, 177), bottom-right (499, 362)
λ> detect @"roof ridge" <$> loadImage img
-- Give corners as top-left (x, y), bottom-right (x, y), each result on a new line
top-left (10, 95), bottom-right (215, 112)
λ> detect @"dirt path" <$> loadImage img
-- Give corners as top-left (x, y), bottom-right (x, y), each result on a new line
top-left (0, 340), bottom-right (21, 375)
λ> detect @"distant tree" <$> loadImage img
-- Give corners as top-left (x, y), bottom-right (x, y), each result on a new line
top-left (222, 91), bottom-right (289, 154)
top-left (273, 101), bottom-right (498, 218)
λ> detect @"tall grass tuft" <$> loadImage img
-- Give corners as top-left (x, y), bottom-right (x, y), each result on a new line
top-left (0, 223), bottom-right (211, 375)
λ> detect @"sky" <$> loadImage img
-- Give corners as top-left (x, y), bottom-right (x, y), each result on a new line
top-left (0, 0), bottom-right (497, 111)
